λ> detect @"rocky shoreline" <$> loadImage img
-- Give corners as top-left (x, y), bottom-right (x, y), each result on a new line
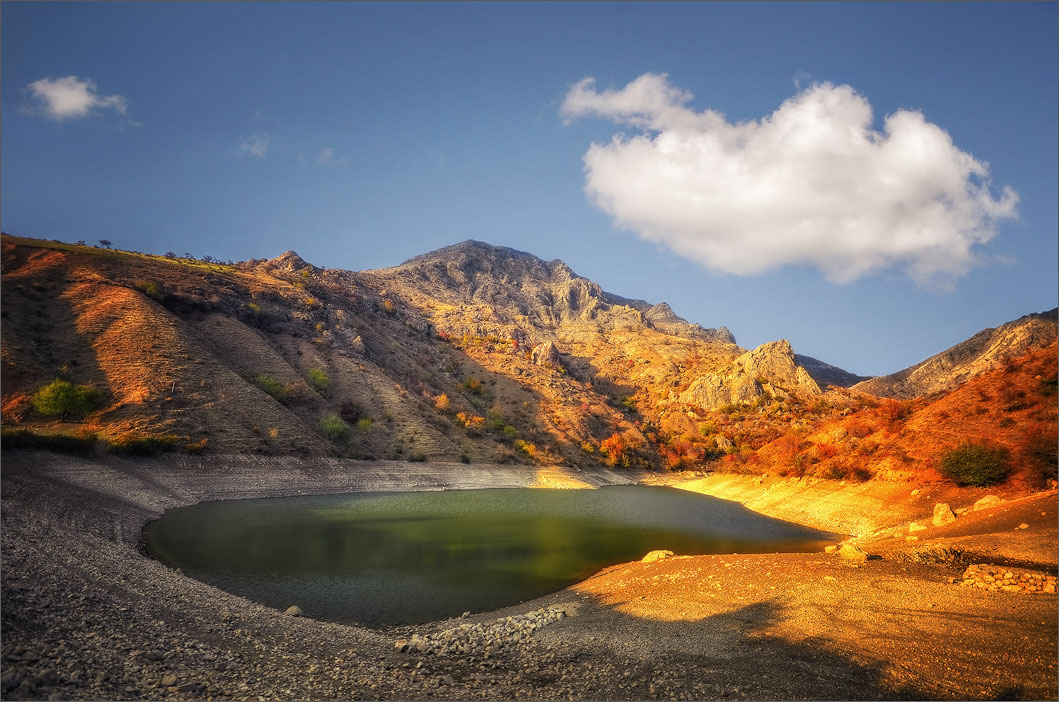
top-left (2, 451), bottom-right (1057, 700)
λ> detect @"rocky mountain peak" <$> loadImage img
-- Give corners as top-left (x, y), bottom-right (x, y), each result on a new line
top-left (678, 338), bottom-right (821, 410)
top-left (262, 250), bottom-right (314, 273)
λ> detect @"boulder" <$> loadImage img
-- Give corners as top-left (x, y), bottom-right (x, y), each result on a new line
top-left (972, 495), bottom-right (1002, 511)
top-left (909, 522), bottom-right (927, 532)
top-left (932, 503), bottom-right (956, 527)
top-left (838, 544), bottom-right (871, 562)
top-left (531, 341), bottom-right (561, 367)
top-left (284, 605), bottom-right (303, 617)
top-left (641, 550), bottom-right (674, 563)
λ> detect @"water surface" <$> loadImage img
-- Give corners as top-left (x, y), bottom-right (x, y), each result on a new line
top-left (144, 486), bottom-right (833, 625)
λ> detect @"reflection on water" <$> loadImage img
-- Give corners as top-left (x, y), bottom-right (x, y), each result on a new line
top-left (144, 486), bottom-right (833, 625)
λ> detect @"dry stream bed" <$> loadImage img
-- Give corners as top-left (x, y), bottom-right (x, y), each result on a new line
top-left (2, 451), bottom-right (1056, 700)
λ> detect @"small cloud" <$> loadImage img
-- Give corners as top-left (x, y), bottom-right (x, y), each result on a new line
top-left (253, 109), bottom-right (265, 120)
top-left (316, 147), bottom-right (350, 166)
top-left (792, 70), bottom-right (812, 90)
top-left (240, 132), bottom-right (270, 159)
top-left (562, 73), bottom-right (1018, 287)
top-left (24, 75), bottom-right (130, 122)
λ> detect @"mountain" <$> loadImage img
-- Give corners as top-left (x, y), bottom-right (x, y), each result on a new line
top-left (851, 310), bottom-right (1059, 399)
top-left (4, 234), bottom-right (1052, 484)
top-left (0, 236), bottom-right (751, 466)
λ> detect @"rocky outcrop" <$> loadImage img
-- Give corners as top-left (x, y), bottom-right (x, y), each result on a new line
top-left (852, 309), bottom-right (1058, 399)
top-left (679, 340), bottom-right (821, 410)
top-left (530, 341), bottom-right (560, 367)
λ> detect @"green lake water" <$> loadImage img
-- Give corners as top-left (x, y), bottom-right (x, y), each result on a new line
top-left (143, 486), bottom-right (834, 626)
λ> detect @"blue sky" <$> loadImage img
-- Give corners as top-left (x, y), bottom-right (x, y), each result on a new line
top-left (3, 2), bottom-right (1056, 376)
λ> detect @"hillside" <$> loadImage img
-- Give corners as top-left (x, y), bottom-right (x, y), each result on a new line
top-left (2, 235), bottom-right (1055, 489)
top-left (851, 309), bottom-right (1058, 399)
top-left (0, 236), bottom-right (780, 466)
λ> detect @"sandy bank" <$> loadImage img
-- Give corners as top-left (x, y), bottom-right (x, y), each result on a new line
top-left (2, 451), bottom-right (1056, 700)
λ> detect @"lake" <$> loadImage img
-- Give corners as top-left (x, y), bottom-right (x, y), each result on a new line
top-left (144, 486), bottom-right (834, 626)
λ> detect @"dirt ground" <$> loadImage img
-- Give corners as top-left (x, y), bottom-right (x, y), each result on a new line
top-left (1, 451), bottom-right (1056, 700)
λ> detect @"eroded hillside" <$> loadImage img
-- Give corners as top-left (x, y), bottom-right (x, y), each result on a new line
top-left (3, 235), bottom-right (1055, 486)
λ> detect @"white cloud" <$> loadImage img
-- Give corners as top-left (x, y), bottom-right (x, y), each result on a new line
top-left (562, 73), bottom-right (1018, 286)
top-left (25, 76), bottom-right (129, 122)
top-left (316, 147), bottom-right (350, 166)
top-left (240, 133), bottom-right (271, 159)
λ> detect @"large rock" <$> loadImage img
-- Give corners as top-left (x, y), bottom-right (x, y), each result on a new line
top-left (531, 341), bottom-right (561, 367)
top-left (641, 550), bottom-right (674, 563)
top-left (679, 340), bottom-right (822, 410)
top-left (972, 495), bottom-right (1003, 511)
top-left (932, 503), bottom-right (957, 527)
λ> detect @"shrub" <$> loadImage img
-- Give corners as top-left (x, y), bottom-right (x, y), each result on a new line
top-left (463, 377), bottom-right (482, 394)
top-left (434, 393), bottom-right (451, 411)
top-left (109, 434), bottom-right (181, 455)
top-left (408, 452), bottom-right (427, 462)
top-left (308, 368), bottom-right (329, 393)
top-left (357, 418), bottom-right (373, 431)
top-left (31, 379), bottom-right (103, 420)
top-left (940, 444), bottom-right (1010, 486)
top-left (135, 279), bottom-right (165, 303)
top-left (1, 428), bottom-right (97, 453)
top-left (338, 401), bottom-right (361, 422)
top-left (850, 466), bottom-right (873, 482)
top-left (319, 413), bottom-right (351, 441)
top-left (1021, 428), bottom-right (1058, 486)
top-left (255, 375), bottom-right (288, 402)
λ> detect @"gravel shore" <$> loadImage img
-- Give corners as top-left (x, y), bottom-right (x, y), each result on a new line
top-left (2, 451), bottom-right (1056, 700)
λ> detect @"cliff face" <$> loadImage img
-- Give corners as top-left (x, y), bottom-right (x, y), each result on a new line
top-left (852, 310), bottom-right (1059, 399)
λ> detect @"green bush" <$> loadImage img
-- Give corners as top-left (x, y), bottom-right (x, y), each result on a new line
top-left (357, 418), bottom-right (373, 431)
top-left (940, 444), bottom-right (1010, 486)
top-left (135, 279), bottom-right (165, 303)
top-left (31, 379), bottom-right (103, 420)
top-left (255, 375), bottom-right (288, 402)
top-left (308, 368), bottom-right (329, 393)
top-left (319, 413), bottom-right (350, 441)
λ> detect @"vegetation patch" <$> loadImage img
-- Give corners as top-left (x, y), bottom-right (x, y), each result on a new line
top-left (308, 368), bottom-right (329, 393)
top-left (940, 443), bottom-right (1010, 486)
top-left (0, 428), bottom-right (98, 453)
top-left (31, 379), bottom-right (104, 420)
top-left (109, 433), bottom-right (182, 455)
top-left (319, 413), bottom-right (351, 442)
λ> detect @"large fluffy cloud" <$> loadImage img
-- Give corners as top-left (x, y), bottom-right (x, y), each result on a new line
top-left (562, 74), bottom-right (1018, 285)
top-left (25, 76), bottom-right (129, 122)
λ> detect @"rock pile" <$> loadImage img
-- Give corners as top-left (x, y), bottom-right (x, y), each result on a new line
top-left (395, 605), bottom-right (574, 657)
top-left (958, 565), bottom-right (1057, 594)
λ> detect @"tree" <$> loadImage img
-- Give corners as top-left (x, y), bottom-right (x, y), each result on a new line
top-left (99, 239), bottom-right (112, 249)
top-left (164, 251), bottom-right (177, 259)
top-left (600, 432), bottom-right (627, 467)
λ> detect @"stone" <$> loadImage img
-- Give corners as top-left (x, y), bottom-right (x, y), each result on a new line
top-left (284, 605), bottom-right (303, 617)
top-left (824, 545), bottom-right (838, 553)
top-left (161, 674), bottom-right (177, 687)
top-left (909, 522), bottom-right (927, 532)
top-left (838, 544), bottom-right (869, 562)
top-left (911, 489), bottom-right (920, 496)
top-left (1044, 583), bottom-right (1057, 594)
top-left (932, 503), bottom-right (956, 527)
top-left (1017, 523), bottom-right (1029, 530)
top-left (972, 495), bottom-right (1002, 511)
top-left (641, 550), bottom-right (674, 563)
top-left (530, 341), bottom-right (561, 367)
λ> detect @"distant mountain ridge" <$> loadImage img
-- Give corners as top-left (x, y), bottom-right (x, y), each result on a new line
top-left (851, 309), bottom-right (1059, 399)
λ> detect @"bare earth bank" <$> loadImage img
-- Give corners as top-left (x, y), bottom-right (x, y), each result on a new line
top-left (1, 451), bottom-right (1056, 701)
